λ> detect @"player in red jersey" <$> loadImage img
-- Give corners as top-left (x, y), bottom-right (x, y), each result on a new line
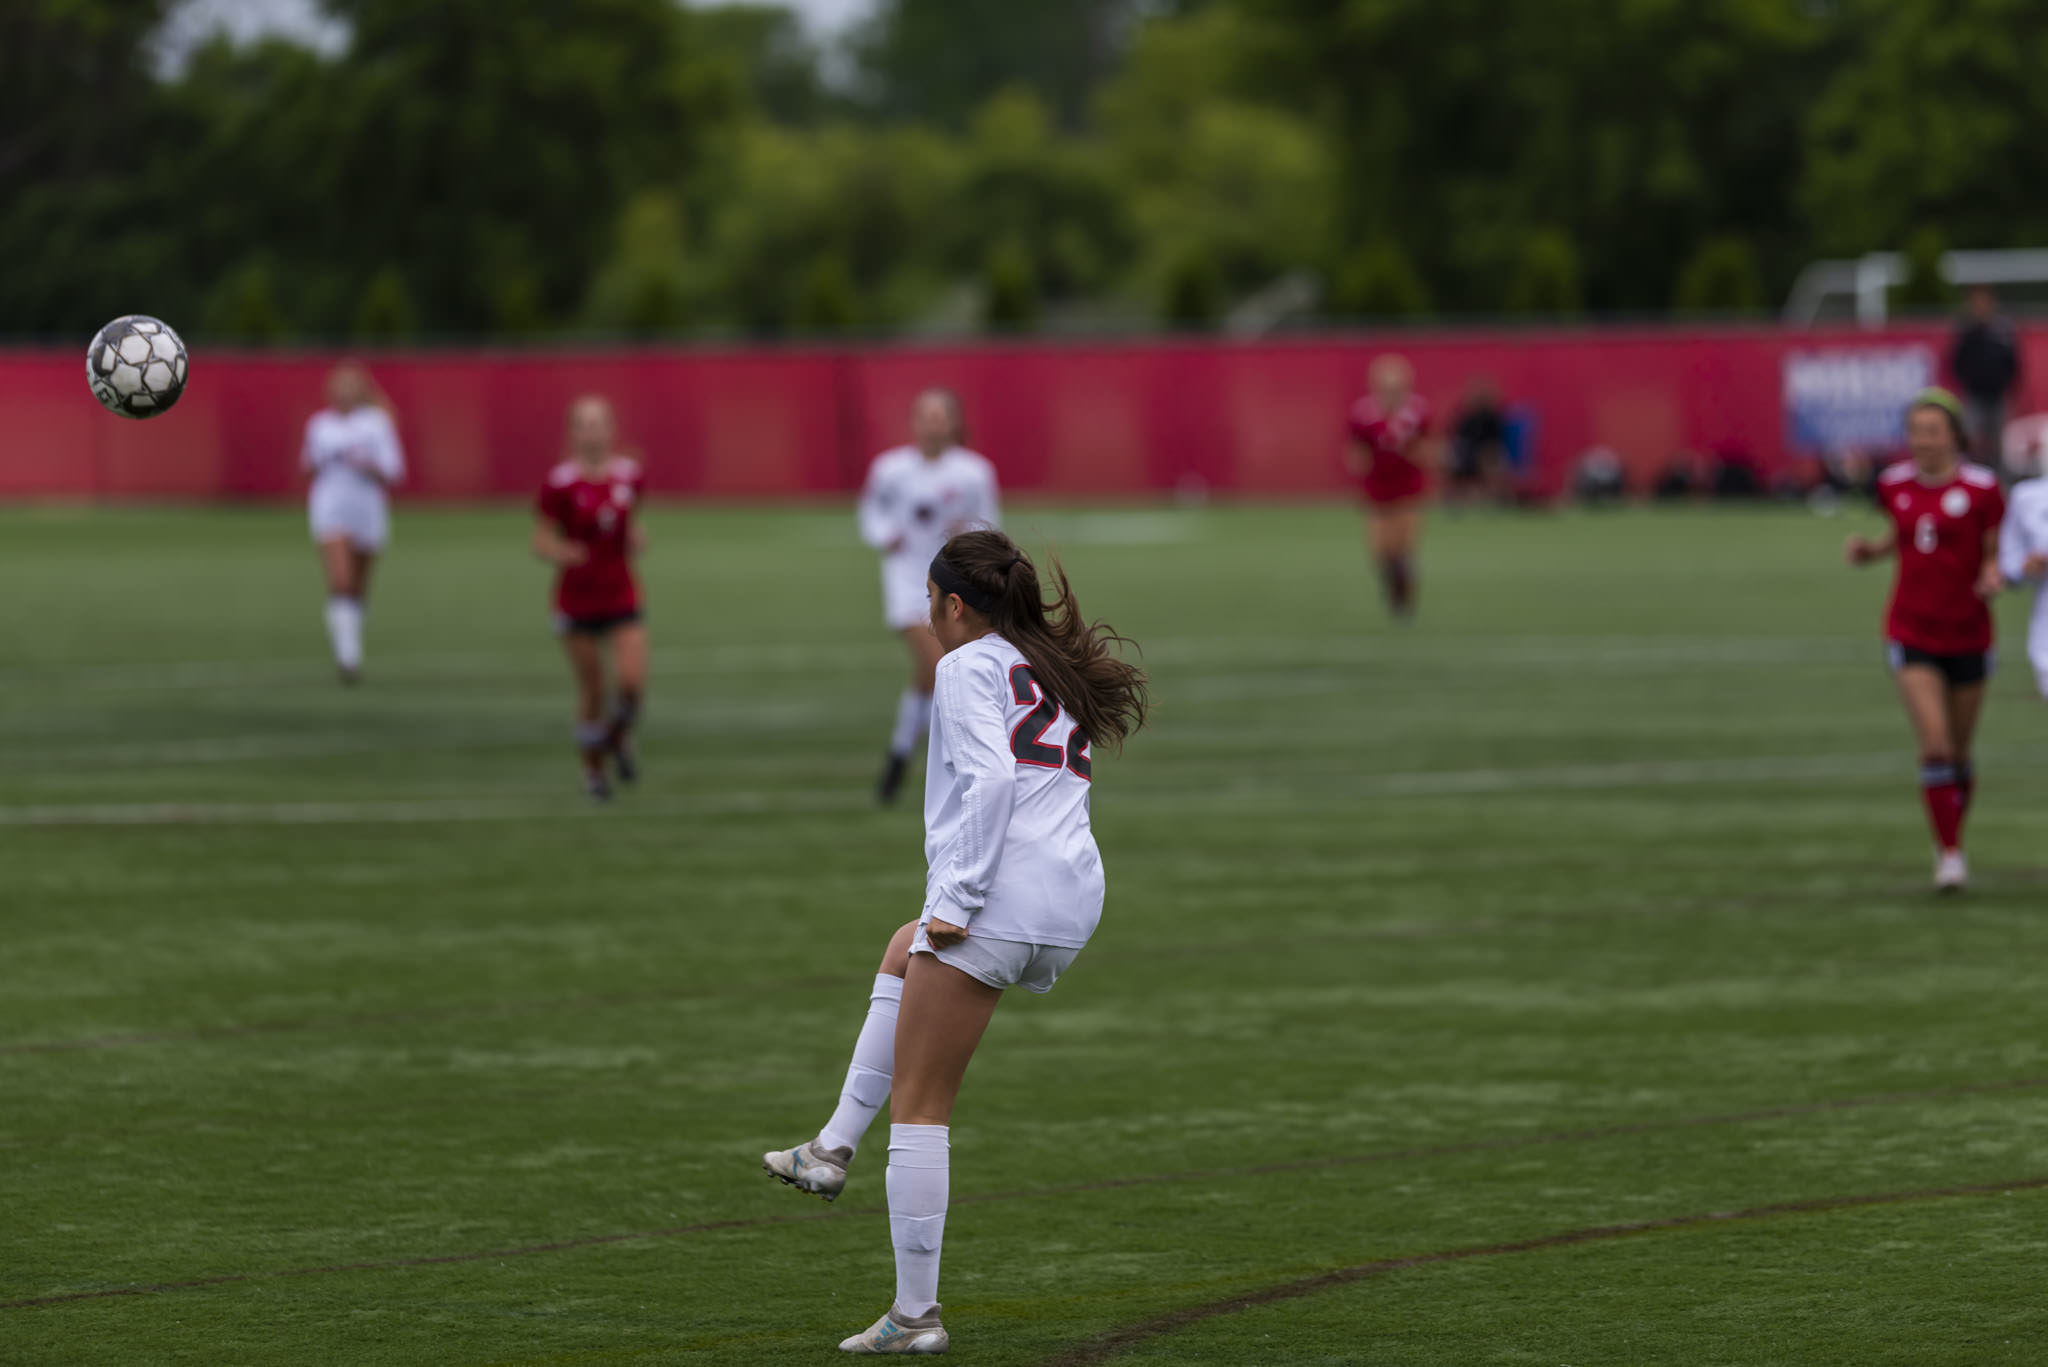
top-left (533, 395), bottom-right (648, 802)
top-left (1345, 354), bottom-right (1441, 619)
top-left (1846, 388), bottom-right (2006, 891)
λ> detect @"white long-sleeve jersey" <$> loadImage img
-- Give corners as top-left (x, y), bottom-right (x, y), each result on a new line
top-left (1998, 477), bottom-right (2048, 585)
top-left (922, 634), bottom-right (1104, 949)
top-left (303, 405), bottom-right (405, 496)
top-left (858, 445), bottom-right (1001, 566)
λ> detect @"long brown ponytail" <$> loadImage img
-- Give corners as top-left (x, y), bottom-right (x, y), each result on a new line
top-left (936, 529), bottom-right (1149, 750)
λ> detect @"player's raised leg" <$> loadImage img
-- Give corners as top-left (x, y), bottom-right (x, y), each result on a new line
top-left (764, 919), bottom-right (917, 1201)
top-left (836, 950), bottom-right (999, 1356)
top-left (1894, 663), bottom-right (1966, 889)
top-left (605, 621), bottom-right (648, 784)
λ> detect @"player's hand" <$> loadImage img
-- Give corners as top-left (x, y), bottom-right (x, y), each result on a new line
top-left (2025, 552), bottom-right (2048, 579)
top-left (557, 543), bottom-right (589, 567)
top-left (1844, 535), bottom-right (1873, 566)
top-left (885, 536), bottom-right (907, 555)
top-left (924, 918), bottom-right (969, 948)
top-left (1976, 562), bottom-right (2006, 599)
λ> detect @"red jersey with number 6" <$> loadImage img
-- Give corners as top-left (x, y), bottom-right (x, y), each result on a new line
top-left (1878, 461), bottom-right (2005, 654)
top-left (538, 456), bottom-right (644, 620)
top-left (1347, 394), bottom-right (1433, 504)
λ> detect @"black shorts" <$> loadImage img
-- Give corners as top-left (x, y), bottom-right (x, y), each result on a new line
top-left (1887, 641), bottom-right (1992, 686)
top-left (555, 610), bottom-right (643, 637)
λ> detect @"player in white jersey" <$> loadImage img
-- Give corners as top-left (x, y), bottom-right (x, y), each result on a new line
top-left (762, 529), bottom-right (1148, 1356)
top-left (301, 363), bottom-right (405, 684)
top-left (858, 389), bottom-right (1002, 804)
top-left (1998, 460), bottom-right (2048, 699)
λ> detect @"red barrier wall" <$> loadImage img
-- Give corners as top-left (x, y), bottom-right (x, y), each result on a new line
top-left (4, 326), bottom-right (2039, 501)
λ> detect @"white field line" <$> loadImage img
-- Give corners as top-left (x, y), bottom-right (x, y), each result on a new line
top-left (1, 747), bottom-right (1996, 827)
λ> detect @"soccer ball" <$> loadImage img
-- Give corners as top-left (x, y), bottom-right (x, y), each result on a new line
top-left (86, 315), bottom-right (188, 419)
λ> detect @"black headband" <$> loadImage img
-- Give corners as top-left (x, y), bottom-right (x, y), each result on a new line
top-left (930, 555), bottom-right (999, 615)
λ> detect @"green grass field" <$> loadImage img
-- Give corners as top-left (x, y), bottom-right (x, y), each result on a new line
top-left (4, 502), bottom-right (2046, 1366)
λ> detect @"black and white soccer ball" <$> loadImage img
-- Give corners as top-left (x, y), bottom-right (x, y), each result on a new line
top-left (86, 315), bottom-right (188, 419)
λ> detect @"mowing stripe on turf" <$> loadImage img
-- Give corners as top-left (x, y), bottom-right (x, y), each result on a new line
top-left (9, 744), bottom-right (2030, 826)
top-left (0, 633), bottom-right (1877, 695)
top-left (1036, 1174), bottom-right (2048, 1365)
top-left (3, 1081), bottom-right (2044, 1311)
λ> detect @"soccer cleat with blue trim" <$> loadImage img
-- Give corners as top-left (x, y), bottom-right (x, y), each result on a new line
top-left (762, 1139), bottom-right (851, 1201)
top-left (839, 1306), bottom-right (948, 1354)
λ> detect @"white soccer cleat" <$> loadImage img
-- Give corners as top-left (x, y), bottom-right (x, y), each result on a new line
top-left (762, 1140), bottom-right (850, 1201)
top-left (839, 1306), bottom-right (948, 1354)
top-left (1935, 850), bottom-right (1968, 893)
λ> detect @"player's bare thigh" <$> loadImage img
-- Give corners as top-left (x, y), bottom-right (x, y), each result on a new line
top-left (891, 951), bottom-right (1002, 1126)
top-left (315, 536), bottom-right (355, 594)
top-left (562, 631), bottom-right (607, 720)
top-left (1944, 682), bottom-right (1987, 760)
top-left (898, 625), bottom-right (942, 693)
top-left (1366, 500), bottom-right (1425, 558)
top-left (876, 919), bottom-right (919, 978)
top-left (609, 622), bottom-right (649, 693)
top-left (349, 546), bottom-right (377, 601)
top-left (1892, 665), bottom-right (1956, 757)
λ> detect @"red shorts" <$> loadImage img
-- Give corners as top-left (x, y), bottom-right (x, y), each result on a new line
top-left (1359, 461), bottom-right (1429, 506)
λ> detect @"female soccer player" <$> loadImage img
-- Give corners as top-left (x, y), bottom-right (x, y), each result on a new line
top-left (762, 529), bottom-right (1148, 1355)
top-left (1998, 448), bottom-right (2048, 700)
top-left (302, 362), bottom-right (404, 683)
top-left (1846, 388), bottom-right (2006, 890)
top-left (532, 395), bottom-right (647, 802)
top-left (858, 390), bottom-right (1001, 804)
top-left (1345, 353), bottom-right (1441, 619)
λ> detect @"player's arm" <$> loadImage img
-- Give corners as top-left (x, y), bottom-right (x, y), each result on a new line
top-left (1844, 527), bottom-right (1896, 566)
top-left (924, 654), bottom-right (1017, 946)
top-left (532, 516), bottom-right (587, 567)
top-left (1977, 523), bottom-right (2005, 598)
top-left (857, 464), bottom-right (903, 553)
top-left (1343, 438), bottom-right (1373, 478)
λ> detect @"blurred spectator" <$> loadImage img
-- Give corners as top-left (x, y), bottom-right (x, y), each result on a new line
top-left (1950, 286), bottom-right (2022, 477)
top-left (1652, 454), bottom-right (1698, 502)
top-left (1708, 438), bottom-right (1763, 499)
top-left (1574, 448), bottom-right (1626, 506)
top-left (1447, 377), bottom-right (1511, 504)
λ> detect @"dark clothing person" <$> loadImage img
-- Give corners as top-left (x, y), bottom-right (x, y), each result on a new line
top-left (1950, 302), bottom-right (2022, 476)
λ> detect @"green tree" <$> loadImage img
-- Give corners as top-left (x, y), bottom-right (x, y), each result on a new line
top-left (1331, 239), bottom-right (1431, 319)
top-left (1504, 231), bottom-right (1583, 317)
top-left (353, 266), bottom-right (419, 340)
top-left (1892, 225), bottom-right (1951, 313)
top-left (1803, 0), bottom-right (2048, 255)
top-left (794, 252), bottom-right (861, 331)
top-left (583, 192), bottom-right (692, 335)
top-left (201, 260), bottom-right (292, 341)
top-left (1157, 244), bottom-right (1226, 329)
top-left (1672, 236), bottom-right (1765, 313)
top-left (983, 238), bottom-right (1041, 330)
top-left (852, 0), bottom-right (1147, 130)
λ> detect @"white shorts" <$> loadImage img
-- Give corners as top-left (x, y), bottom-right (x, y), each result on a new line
top-left (910, 925), bottom-right (1080, 994)
top-left (309, 484), bottom-right (390, 552)
top-left (881, 557), bottom-right (931, 631)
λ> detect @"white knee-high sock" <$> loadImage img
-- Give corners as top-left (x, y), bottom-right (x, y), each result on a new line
top-left (817, 973), bottom-right (903, 1155)
top-left (890, 690), bottom-right (933, 758)
top-left (886, 1123), bottom-right (949, 1318)
top-left (324, 596), bottom-right (364, 670)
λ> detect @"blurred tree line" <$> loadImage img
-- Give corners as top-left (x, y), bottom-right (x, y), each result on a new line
top-left (5, 0), bottom-right (2046, 341)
